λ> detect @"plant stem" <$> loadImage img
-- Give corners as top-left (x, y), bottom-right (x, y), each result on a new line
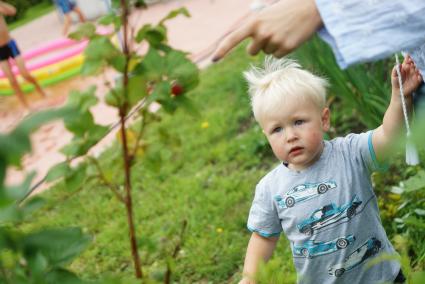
top-left (119, 116), bottom-right (143, 279)
top-left (120, 0), bottom-right (143, 279)
top-left (87, 156), bottom-right (125, 203)
top-left (130, 109), bottom-right (147, 158)
top-left (164, 220), bottom-right (187, 284)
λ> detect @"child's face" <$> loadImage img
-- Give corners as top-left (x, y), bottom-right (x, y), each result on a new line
top-left (260, 97), bottom-right (330, 171)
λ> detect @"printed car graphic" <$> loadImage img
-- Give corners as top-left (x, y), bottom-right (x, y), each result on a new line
top-left (274, 181), bottom-right (337, 209)
top-left (297, 195), bottom-right (362, 236)
top-left (293, 234), bottom-right (356, 258)
top-left (328, 237), bottom-right (382, 277)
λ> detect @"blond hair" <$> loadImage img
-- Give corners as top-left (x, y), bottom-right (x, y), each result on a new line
top-left (244, 56), bottom-right (328, 123)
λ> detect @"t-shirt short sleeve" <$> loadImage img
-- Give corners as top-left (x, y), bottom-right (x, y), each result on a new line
top-left (247, 180), bottom-right (282, 237)
top-left (341, 131), bottom-right (386, 172)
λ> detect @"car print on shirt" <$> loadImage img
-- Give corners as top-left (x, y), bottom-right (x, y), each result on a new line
top-left (293, 234), bottom-right (356, 258)
top-left (328, 237), bottom-right (382, 277)
top-left (274, 181), bottom-right (337, 209)
top-left (297, 195), bottom-right (362, 236)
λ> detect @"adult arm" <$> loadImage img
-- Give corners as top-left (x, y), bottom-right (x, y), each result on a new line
top-left (239, 233), bottom-right (279, 284)
top-left (372, 56), bottom-right (423, 161)
top-left (212, 0), bottom-right (322, 61)
top-left (316, 0), bottom-right (425, 69)
top-left (213, 0), bottom-right (425, 71)
top-left (0, 1), bottom-right (16, 16)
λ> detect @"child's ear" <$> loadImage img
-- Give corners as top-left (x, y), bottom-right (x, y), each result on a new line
top-left (321, 108), bottom-right (330, 131)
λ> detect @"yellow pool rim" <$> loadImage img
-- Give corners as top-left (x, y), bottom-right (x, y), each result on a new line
top-left (0, 54), bottom-right (84, 90)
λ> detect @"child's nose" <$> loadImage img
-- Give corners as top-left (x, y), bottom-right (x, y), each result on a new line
top-left (284, 127), bottom-right (297, 142)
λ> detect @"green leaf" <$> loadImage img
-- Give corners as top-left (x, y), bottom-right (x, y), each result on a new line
top-left (23, 227), bottom-right (91, 267)
top-left (149, 81), bottom-right (171, 103)
top-left (5, 172), bottom-right (35, 201)
top-left (146, 26), bottom-right (167, 47)
top-left (66, 86), bottom-right (98, 112)
top-left (45, 162), bottom-right (70, 182)
top-left (62, 118), bottom-right (108, 158)
top-left (45, 268), bottom-right (87, 284)
top-left (98, 13), bottom-right (118, 26)
top-left (108, 54), bottom-right (126, 72)
top-left (68, 22), bottom-right (97, 40)
top-left (105, 89), bottom-right (122, 107)
top-left (22, 197), bottom-right (46, 218)
top-left (60, 142), bottom-right (82, 157)
top-left (64, 111), bottom-right (95, 136)
top-left (135, 24), bottom-right (167, 47)
top-left (128, 74), bottom-right (148, 107)
top-left (159, 7), bottom-right (190, 25)
top-left (65, 164), bottom-right (87, 192)
top-left (81, 59), bottom-right (105, 75)
top-left (14, 108), bottom-right (74, 136)
top-left (98, 13), bottom-right (122, 31)
top-left (28, 251), bottom-right (48, 276)
top-left (402, 170), bottom-right (425, 193)
top-left (0, 204), bottom-right (22, 223)
top-left (402, 216), bottom-right (425, 229)
top-left (84, 37), bottom-right (120, 62)
top-left (0, 108), bottom-right (73, 167)
top-left (175, 95), bottom-right (200, 117)
top-left (134, 47), bottom-right (165, 81)
top-left (165, 50), bottom-right (199, 90)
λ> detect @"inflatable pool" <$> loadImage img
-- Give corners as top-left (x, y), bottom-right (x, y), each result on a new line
top-left (0, 38), bottom-right (87, 96)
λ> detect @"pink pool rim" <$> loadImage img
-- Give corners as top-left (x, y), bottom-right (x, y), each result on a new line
top-left (0, 38), bottom-right (88, 78)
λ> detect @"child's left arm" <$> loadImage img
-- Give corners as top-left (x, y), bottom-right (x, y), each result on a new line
top-left (372, 55), bottom-right (423, 162)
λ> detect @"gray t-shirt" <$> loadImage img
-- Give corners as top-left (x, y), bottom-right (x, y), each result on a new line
top-left (247, 131), bottom-right (400, 284)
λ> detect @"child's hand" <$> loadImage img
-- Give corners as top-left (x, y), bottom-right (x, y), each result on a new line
top-left (391, 55), bottom-right (423, 98)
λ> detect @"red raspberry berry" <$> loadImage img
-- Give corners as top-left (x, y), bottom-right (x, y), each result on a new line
top-left (171, 83), bottom-right (183, 96)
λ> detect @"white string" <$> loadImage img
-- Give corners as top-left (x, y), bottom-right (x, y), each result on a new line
top-left (395, 54), bottom-right (419, 166)
top-left (395, 54), bottom-right (411, 135)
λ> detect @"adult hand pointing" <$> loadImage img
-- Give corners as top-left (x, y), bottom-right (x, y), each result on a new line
top-left (212, 0), bottom-right (323, 61)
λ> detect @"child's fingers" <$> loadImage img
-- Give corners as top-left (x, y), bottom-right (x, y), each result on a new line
top-left (391, 66), bottom-right (398, 79)
top-left (417, 72), bottom-right (423, 83)
top-left (402, 54), bottom-right (409, 64)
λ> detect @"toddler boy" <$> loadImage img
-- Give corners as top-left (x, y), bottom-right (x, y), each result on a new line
top-left (239, 56), bottom-right (422, 283)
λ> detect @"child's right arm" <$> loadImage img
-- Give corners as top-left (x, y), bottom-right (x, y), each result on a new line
top-left (239, 232), bottom-right (279, 284)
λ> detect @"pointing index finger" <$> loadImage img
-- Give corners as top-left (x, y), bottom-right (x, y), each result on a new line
top-left (212, 21), bottom-right (254, 62)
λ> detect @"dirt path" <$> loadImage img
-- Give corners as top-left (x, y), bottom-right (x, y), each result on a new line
top-left (2, 0), bottom-right (255, 194)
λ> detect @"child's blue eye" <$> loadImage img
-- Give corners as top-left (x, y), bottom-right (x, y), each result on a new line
top-left (273, 127), bottom-right (283, 133)
top-left (294, 120), bottom-right (304, 126)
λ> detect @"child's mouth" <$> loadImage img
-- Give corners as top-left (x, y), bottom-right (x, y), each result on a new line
top-left (289, 146), bottom-right (303, 156)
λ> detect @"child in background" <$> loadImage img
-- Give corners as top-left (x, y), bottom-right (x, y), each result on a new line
top-left (0, 1), bottom-right (47, 110)
top-left (239, 56), bottom-right (422, 283)
top-left (55, 0), bottom-right (85, 36)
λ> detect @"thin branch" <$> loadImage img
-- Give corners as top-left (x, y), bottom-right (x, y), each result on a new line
top-left (130, 108), bottom-right (147, 159)
top-left (164, 219), bottom-right (188, 284)
top-left (119, 0), bottom-right (143, 279)
top-left (87, 156), bottom-right (125, 203)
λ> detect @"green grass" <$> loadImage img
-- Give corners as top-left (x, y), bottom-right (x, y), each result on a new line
top-left (9, 2), bottom-right (55, 31)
